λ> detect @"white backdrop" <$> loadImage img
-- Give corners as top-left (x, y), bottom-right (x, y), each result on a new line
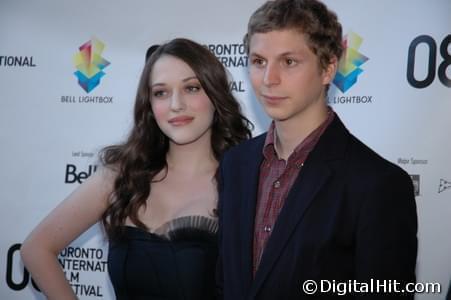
top-left (1, 0), bottom-right (450, 299)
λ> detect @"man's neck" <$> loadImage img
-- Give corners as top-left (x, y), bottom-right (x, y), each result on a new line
top-left (274, 104), bottom-right (329, 160)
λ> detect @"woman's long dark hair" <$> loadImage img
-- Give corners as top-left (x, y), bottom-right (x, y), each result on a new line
top-left (100, 38), bottom-right (252, 240)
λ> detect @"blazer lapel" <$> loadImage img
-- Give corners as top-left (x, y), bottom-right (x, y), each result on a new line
top-left (239, 134), bottom-right (266, 293)
top-left (249, 116), bottom-right (349, 298)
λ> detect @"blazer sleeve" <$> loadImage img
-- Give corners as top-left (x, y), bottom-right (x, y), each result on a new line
top-left (354, 167), bottom-right (418, 299)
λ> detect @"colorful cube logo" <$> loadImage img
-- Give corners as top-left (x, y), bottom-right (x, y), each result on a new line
top-left (333, 32), bottom-right (369, 93)
top-left (73, 38), bottom-right (110, 93)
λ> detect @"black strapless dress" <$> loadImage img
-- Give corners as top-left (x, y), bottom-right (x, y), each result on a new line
top-left (108, 216), bottom-right (218, 300)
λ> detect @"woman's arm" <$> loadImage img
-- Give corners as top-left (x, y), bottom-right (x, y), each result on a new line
top-left (20, 168), bottom-right (115, 300)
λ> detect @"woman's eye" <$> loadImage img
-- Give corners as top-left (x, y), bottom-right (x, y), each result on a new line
top-left (186, 85), bottom-right (201, 93)
top-left (152, 90), bottom-right (166, 98)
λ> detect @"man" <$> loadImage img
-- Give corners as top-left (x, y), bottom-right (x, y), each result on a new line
top-left (217, 0), bottom-right (417, 299)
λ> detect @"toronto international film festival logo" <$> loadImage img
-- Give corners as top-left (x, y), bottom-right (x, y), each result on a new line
top-left (333, 31), bottom-right (369, 93)
top-left (73, 37), bottom-right (110, 93)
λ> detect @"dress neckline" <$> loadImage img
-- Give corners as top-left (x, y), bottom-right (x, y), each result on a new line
top-left (124, 215), bottom-right (218, 240)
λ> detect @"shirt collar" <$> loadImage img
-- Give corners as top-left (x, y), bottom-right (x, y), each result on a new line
top-left (262, 106), bottom-right (335, 162)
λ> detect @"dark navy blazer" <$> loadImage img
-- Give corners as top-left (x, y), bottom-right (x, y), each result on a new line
top-left (217, 115), bottom-right (417, 299)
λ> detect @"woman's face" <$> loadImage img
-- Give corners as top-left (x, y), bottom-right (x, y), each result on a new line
top-left (150, 55), bottom-right (215, 146)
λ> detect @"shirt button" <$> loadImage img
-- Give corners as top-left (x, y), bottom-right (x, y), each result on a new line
top-left (296, 162), bottom-right (304, 169)
top-left (264, 225), bottom-right (272, 233)
top-left (274, 181), bottom-right (281, 188)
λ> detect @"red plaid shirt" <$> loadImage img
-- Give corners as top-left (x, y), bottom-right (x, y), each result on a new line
top-left (252, 110), bottom-right (335, 275)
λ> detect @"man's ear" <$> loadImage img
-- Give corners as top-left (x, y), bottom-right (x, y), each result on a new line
top-left (322, 56), bottom-right (338, 85)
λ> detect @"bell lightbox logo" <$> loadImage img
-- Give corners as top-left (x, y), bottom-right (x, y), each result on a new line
top-left (73, 37), bottom-right (110, 93)
top-left (333, 31), bottom-right (369, 93)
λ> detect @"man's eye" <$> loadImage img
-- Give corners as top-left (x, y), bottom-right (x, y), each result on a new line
top-left (285, 58), bottom-right (297, 66)
top-left (252, 58), bottom-right (266, 67)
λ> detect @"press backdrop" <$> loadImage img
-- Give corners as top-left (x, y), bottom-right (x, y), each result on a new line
top-left (1, 0), bottom-right (450, 299)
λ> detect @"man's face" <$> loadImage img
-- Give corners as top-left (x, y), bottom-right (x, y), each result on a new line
top-left (248, 29), bottom-right (336, 124)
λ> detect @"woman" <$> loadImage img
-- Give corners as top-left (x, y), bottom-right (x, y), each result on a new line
top-left (21, 38), bottom-right (252, 299)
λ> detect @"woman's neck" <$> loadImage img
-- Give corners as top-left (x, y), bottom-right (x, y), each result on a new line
top-left (166, 131), bottom-right (217, 176)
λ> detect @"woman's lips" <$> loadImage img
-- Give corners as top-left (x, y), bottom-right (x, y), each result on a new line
top-left (168, 116), bottom-right (194, 126)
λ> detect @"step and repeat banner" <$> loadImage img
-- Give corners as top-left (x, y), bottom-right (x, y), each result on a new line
top-left (1, 0), bottom-right (450, 299)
